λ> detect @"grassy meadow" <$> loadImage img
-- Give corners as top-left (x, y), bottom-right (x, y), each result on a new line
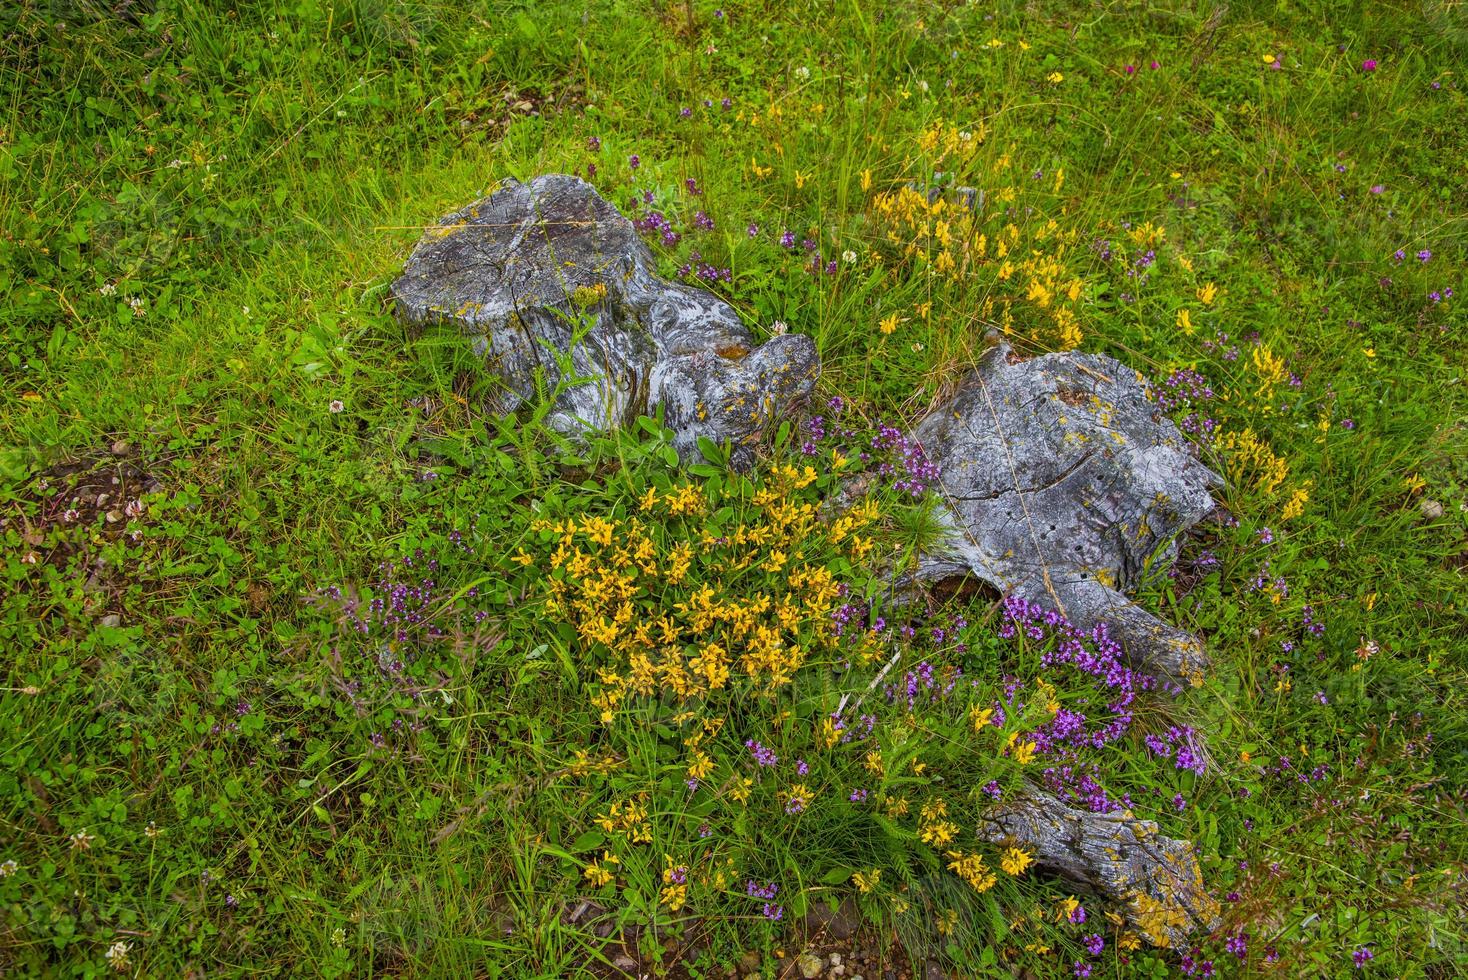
top-left (1, 0), bottom-right (1466, 976)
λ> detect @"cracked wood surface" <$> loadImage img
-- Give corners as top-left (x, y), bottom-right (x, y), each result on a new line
top-left (912, 342), bottom-right (1221, 684)
top-left (392, 174), bottom-right (819, 466)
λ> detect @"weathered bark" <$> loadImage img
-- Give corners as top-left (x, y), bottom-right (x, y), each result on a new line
top-left (911, 342), bottom-right (1221, 684)
top-left (392, 174), bottom-right (819, 467)
top-left (979, 786), bottom-right (1220, 949)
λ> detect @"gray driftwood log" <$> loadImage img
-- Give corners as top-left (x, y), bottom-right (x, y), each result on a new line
top-left (980, 786), bottom-right (1220, 948)
top-left (391, 175), bottom-right (1219, 947)
top-left (911, 343), bottom-right (1221, 684)
top-left (391, 173), bottom-right (818, 467)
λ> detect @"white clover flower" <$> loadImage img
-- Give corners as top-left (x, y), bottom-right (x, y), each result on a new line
top-left (105, 941), bottom-right (131, 970)
top-left (0, 859), bottom-right (17, 877)
top-left (769, 320), bottom-right (788, 336)
top-left (98, 282), bottom-right (116, 297)
top-left (842, 250), bottom-right (857, 263)
top-left (329, 399), bottom-right (345, 414)
top-left (794, 65), bottom-right (810, 82)
top-left (69, 829), bottom-right (94, 851)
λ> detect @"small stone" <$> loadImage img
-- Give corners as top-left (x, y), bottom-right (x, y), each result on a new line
top-left (611, 953), bottom-right (638, 972)
top-left (830, 952), bottom-right (843, 966)
top-left (797, 951), bottom-right (824, 979)
top-left (1420, 498), bottom-right (1445, 519)
top-left (99, 614), bottom-right (121, 628)
top-left (923, 961), bottom-right (946, 980)
top-left (831, 966), bottom-right (845, 977)
top-left (737, 950), bottom-right (761, 974)
top-left (105, 510), bottom-right (123, 524)
top-left (111, 440), bottom-right (131, 456)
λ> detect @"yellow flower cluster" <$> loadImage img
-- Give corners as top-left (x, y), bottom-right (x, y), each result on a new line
top-left (584, 850), bottom-right (620, 887)
top-left (918, 797), bottom-right (959, 847)
top-left (593, 797), bottom-right (652, 844)
top-left (1215, 427), bottom-right (1290, 497)
top-left (946, 850), bottom-right (997, 893)
top-left (527, 474), bottom-right (883, 723)
top-left (999, 845), bottom-right (1034, 876)
top-left (868, 143), bottom-right (1088, 350)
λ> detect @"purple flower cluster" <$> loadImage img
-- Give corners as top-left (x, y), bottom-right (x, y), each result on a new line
top-left (744, 739), bottom-right (778, 767)
top-left (884, 659), bottom-right (963, 711)
top-left (1179, 950), bottom-right (1216, 977)
top-left (869, 424), bottom-right (941, 497)
top-left (746, 879), bottom-right (782, 920)
top-left (999, 596), bottom-right (1171, 812)
top-left (1144, 725), bottom-right (1207, 775)
top-left (745, 879), bottom-right (778, 899)
top-left (1149, 367), bottom-right (1219, 442)
top-left (1201, 330), bottom-right (1241, 361)
top-left (633, 208), bottom-right (681, 248)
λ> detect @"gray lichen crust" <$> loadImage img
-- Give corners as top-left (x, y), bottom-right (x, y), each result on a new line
top-left (980, 787), bottom-right (1221, 949)
top-left (913, 342), bottom-right (1221, 684)
top-left (391, 174), bottom-right (818, 464)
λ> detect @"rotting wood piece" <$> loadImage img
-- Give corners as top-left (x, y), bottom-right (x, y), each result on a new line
top-left (979, 786), bottom-right (1220, 949)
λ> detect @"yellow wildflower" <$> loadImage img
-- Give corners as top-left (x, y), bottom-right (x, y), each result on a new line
top-left (584, 851), bottom-right (620, 887)
top-left (920, 821), bottom-right (958, 847)
top-left (946, 851), bottom-right (997, 892)
top-left (853, 869), bottom-right (881, 893)
top-left (1000, 846), bottom-right (1033, 876)
top-left (660, 882), bottom-right (687, 910)
top-left (687, 751), bottom-right (715, 781)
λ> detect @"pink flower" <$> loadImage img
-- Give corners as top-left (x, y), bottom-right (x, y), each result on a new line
top-left (1124, 64), bottom-right (1137, 75)
top-left (1361, 59), bottom-right (1377, 72)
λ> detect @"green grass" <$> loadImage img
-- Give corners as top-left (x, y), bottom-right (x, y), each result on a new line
top-left (2, 0), bottom-right (1466, 976)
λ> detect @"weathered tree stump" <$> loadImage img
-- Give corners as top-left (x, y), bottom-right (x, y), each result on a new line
top-left (392, 174), bottom-right (819, 467)
top-left (910, 343), bottom-right (1221, 684)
